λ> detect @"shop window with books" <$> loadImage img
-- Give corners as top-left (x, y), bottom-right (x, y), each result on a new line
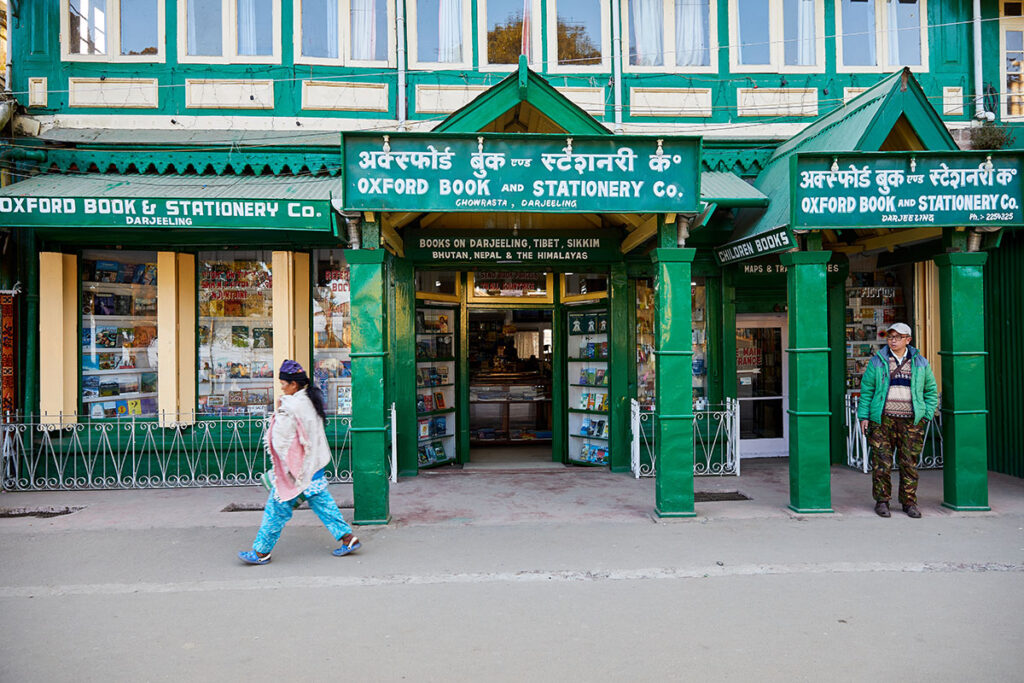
top-left (312, 250), bottom-right (352, 415)
top-left (81, 250), bottom-right (159, 418)
top-left (415, 303), bottom-right (457, 467)
top-left (197, 252), bottom-right (274, 416)
top-left (566, 305), bottom-right (609, 466)
top-left (691, 278), bottom-right (707, 409)
top-left (845, 268), bottom-right (908, 391)
top-left (635, 278), bottom-right (655, 412)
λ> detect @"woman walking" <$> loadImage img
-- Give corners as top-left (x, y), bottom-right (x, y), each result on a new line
top-left (238, 359), bottom-right (361, 564)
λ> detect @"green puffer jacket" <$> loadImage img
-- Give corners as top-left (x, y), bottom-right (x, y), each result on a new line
top-left (857, 345), bottom-right (938, 425)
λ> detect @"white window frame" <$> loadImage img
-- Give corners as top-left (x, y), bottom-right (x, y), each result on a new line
top-left (477, 0), bottom-right (543, 71)
top-left (1000, 3), bottom-right (1024, 120)
top-left (407, 0), bottom-right (474, 70)
top-left (61, 0), bottom-right (167, 62)
top-left (622, 0), bottom-right (718, 74)
top-left (293, 0), bottom-right (397, 67)
top-left (728, 0), bottom-right (825, 74)
top-left (177, 0), bottom-right (282, 65)
top-left (546, 0), bottom-right (611, 73)
top-left (835, 0), bottom-right (929, 74)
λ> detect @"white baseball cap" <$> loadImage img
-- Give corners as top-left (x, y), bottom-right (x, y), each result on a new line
top-left (886, 322), bottom-right (912, 336)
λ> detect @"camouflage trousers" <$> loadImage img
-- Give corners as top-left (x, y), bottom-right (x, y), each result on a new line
top-left (868, 415), bottom-right (926, 506)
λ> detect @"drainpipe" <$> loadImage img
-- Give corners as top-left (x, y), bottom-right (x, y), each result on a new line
top-left (610, 0), bottom-right (623, 133)
top-left (973, 0), bottom-right (995, 121)
top-left (22, 230), bottom-right (37, 418)
top-left (396, 0), bottom-right (408, 131)
top-left (5, 0), bottom-right (11, 92)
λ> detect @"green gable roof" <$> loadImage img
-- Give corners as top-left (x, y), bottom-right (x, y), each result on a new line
top-left (434, 56), bottom-right (610, 135)
top-left (725, 69), bottom-right (958, 254)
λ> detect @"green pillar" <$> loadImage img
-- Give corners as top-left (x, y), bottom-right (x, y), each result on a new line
top-left (652, 247), bottom-right (696, 518)
top-left (608, 263), bottom-right (630, 472)
top-left (393, 259), bottom-right (418, 477)
top-left (828, 258), bottom-right (850, 465)
top-left (345, 248), bottom-right (391, 524)
top-left (780, 251), bottom-right (833, 513)
top-left (935, 252), bottom-right (990, 511)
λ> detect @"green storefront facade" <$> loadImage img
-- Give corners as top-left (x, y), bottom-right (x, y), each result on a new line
top-left (1, 62), bottom-right (1020, 521)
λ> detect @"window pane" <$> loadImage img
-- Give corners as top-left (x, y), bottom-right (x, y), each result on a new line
top-left (737, 0), bottom-right (770, 65)
top-left (783, 0), bottom-right (815, 66)
top-left (555, 0), bottom-right (602, 65)
top-left (303, 0), bottom-right (339, 59)
top-left (312, 250), bottom-right (352, 415)
top-left (841, 0), bottom-right (876, 66)
top-left (418, 0), bottom-right (463, 62)
top-left (198, 252), bottom-right (274, 416)
top-left (888, 0), bottom-right (921, 66)
top-left (629, 0), bottom-right (663, 66)
top-left (187, 0), bottom-right (222, 56)
top-left (486, 0), bottom-right (524, 64)
top-left (119, 0), bottom-right (159, 55)
top-left (563, 273), bottom-right (608, 298)
top-left (1008, 31), bottom-right (1024, 116)
top-left (69, 0), bottom-right (108, 55)
top-left (237, 0), bottom-right (274, 55)
top-left (81, 250), bottom-right (158, 418)
top-left (415, 271), bottom-right (459, 297)
top-left (351, 0), bottom-right (388, 60)
top-left (675, 0), bottom-right (710, 67)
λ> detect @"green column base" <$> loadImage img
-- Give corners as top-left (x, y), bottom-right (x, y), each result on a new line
top-left (940, 503), bottom-right (992, 512)
top-left (787, 505), bottom-right (834, 514)
top-left (354, 516), bottom-right (393, 525)
top-left (655, 507), bottom-right (697, 518)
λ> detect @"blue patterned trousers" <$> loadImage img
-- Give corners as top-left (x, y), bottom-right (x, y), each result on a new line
top-left (252, 478), bottom-right (352, 554)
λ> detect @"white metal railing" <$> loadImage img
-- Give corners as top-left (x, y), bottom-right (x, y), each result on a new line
top-left (845, 394), bottom-right (944, 471)
top-left (631, 398), bottom-right (740, 478)
top-left (388, 402), bottom-right (398, 483)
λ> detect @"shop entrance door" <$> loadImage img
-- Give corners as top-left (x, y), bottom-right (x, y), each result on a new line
top-left (736, 314), bottom-right (788, 457)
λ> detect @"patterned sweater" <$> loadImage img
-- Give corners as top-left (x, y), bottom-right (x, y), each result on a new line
top-left (883, 350), bottom-right (914, 418)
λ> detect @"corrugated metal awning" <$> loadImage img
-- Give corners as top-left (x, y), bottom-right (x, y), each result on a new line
top-left (700, 172), bottom-right (768, 208)
top-left (0, 174), bottom-right (342, 232)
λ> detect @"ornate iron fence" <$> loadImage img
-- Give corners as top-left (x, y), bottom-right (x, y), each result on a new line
top-left (845, 394), bottom-right (943, 472)
top-left (1, 412), bottom-right (359, 491)
top-left (631, 398), bottom-right (740, 478)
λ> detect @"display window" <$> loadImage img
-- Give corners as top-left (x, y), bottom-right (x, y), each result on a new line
top-left (844, 265), bottom-right (909, 392)
top-left (467, 271), bottom-right (553, 303)
top-left (197, 251), bottom-right (274, 416)
top-left (561, 272), bottom-right (608, 302)
top-left (312, 249), bottom-right (352, 415)
top-left (81, 250), bottom-right (159, 418)
top-left (691, 278), bottom-right (707, 409)
top-left (635, 278), bottom-right (655, 412)
top-left (414, 270), bottom-right (460, 302)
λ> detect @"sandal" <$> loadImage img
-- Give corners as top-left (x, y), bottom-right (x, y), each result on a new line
top-left (332, 536), bottom-right (361, 557)
top-left (238, 550), bottom-right (272, 565)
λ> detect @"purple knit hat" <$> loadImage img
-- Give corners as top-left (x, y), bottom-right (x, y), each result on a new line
top-left (278, 359), bottom-right (306, 381)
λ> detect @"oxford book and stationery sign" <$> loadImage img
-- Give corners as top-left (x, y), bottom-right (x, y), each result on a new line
top-left (792, 151), bottom-right (1023, 229)
top-left (342, 133), bottom-right (701, 214)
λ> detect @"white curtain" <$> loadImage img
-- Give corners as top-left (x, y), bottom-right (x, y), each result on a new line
top-left (351, 0), bottom-right (376, 60)
top-left (437, 0), bottom-right (462, 62)
top-left (630, 0), bottom-right (663, 66)
top-left (187, 0), bottom-right (199, 54)
top-left (675, 0), bottom-right (706, 67)
top-left (795, 0), bottom-right (814, 66)
top-left (238, 0), bottom-right (258, 54)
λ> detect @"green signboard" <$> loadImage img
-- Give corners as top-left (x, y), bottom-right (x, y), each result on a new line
top-left (405, 229), bottom-right (620, 264)
top-left (0, 195), bottom-right (334, 231)
top-left (792, 151), bottom-right (1023, 229)
top-left (342, 133), bottom-right (701, 214)
top-left (714, 226), bottom-right (796, 265)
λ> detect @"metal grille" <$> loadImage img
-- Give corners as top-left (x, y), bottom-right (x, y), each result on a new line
top-left (631, 398), bottom-right (740, 478)
top-left (1, 412), bottom-right (356, 491)
top-left (845, 394), bottom-right (944, 472)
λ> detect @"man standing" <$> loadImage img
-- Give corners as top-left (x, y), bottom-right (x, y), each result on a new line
top-left (858, 323), bottom-right (939, 518)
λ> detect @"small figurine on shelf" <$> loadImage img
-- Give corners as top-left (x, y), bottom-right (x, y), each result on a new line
top-left (438, 315), bottom-right (449, 333)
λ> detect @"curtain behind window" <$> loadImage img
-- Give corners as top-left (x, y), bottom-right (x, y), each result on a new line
top-left (237, 0), bottom-right (273, 55)
top-left (437, 0), bottom-right (462, 62)
top-left (841, 0), bottom-right (876, 66)
top-left (676, 0), bottom-right (708, 67)
top-left (629, 0), bottom-right (662, 66)
top-left (187, 0), bottom-right (222, 55)
top-left (888, 0), bottom-right (921, 66)
top-left (303, 0), bottom-right (339, 59)
top-left (351, 0), bottom-right (377, 60)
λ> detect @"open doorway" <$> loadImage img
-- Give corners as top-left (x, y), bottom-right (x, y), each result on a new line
top-left (468, 308), bottom-right (554, 466)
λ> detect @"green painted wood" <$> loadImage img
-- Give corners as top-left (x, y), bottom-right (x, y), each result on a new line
top-left (457, 287), bottom-right (470, 464)
top-left (657, 214), bottom-right (675, 249)
top-left (23, 230), bottom-right (39, 416)
top-left (705, 274), bottom-right (723, 404)
top-left (721, 268), bottom-right (738, 401)
top-left (780, 251), bottom-right (834, 513)
top-left (552, 289), bottom-right (567, 463)
top-left (393, 259), bottom-right (418, 477)
top-left (345, 246), bottom-right (390, 524)
top-left (652, 247), bottom-right (696, 517)
top-left (828, 258), bottom-right (851, 465)
top-left (608, 263), bottom-right (630, 472)
top-left (936, 252), bottom-right (991, 511)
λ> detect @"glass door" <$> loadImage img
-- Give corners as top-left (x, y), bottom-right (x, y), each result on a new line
top-left (736, 314), bottom-right (788, 457)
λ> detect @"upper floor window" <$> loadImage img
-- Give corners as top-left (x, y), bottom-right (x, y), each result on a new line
top-left (547, 0), bottom-right (610, 72)
top-left (730, 0), bottom-right (824, 73)
top-left (625, 0), bottom-right (716, 72)
top-left (62, 0), bottom-right (165, 62)
top-left (478, 0), bottom-right (541, 69)
top-left (408, 0), bottom-right (472, 68)
top-left (1002, 1), bottom-right (1024, 118)
top-left (295, 0), bottom-right (394, 65)
top-left (837, 0), bottom-right (927, 72)
top-left (179, 0), bottom-right (282, 64)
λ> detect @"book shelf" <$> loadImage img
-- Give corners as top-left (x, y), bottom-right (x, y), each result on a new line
top-left (197, 255), bottom-right (274, 416)
top-left (845, 276), bottom-right (907, 391)
top-left (312, 254), bottom-right (352, 415)
top-left (81, 251), bottom-right (159, 418)
top-left (566, 306), bottom-right (610, 466)
top-left (692, 281), bottom-right (707, 408)
top-left (416, 303), bottom-right (457, 467)
top-left (468, 374), bottom-right (552, 443)
top-left (635, 279), bottom-right (656, 412)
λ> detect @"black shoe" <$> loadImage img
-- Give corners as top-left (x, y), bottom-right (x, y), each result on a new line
top-left (874, 501), bottom-right (891, 518)
top-left (902, 504), bottom-right (922, 518)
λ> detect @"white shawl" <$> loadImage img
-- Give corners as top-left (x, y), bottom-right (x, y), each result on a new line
top-left (265, 388), bottom-right (332, 500)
